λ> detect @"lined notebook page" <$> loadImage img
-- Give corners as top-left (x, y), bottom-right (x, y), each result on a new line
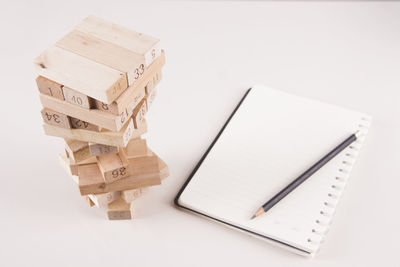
top-left (179, 85), bottom-right (371, 254)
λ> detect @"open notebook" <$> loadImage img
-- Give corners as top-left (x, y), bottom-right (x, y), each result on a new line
top-left (175, 85), bottom-right (371, 256)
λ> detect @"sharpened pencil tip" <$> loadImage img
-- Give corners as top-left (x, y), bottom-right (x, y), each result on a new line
top-left (250, 215), bottom-right (256, 220)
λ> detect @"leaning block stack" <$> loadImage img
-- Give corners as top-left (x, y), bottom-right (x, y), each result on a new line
top-left (34, 16), bottom-right (168, 220)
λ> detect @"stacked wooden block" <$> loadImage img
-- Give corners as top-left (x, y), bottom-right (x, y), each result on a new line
top-left (34, 16), bottom-right (168, 220)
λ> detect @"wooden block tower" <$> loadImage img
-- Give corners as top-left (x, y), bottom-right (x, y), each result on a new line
top-left (34, 16), bottom-right (168, 220)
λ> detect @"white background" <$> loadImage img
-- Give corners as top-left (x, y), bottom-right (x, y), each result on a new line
top-left (0, 1), bottom-right (399, 266)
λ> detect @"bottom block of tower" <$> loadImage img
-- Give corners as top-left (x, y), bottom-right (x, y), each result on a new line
top-left (107, 197), bottom-right (133, 220)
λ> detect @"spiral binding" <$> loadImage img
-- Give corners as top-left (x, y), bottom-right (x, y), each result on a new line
top-left (307, 116), bottom-right (371, 246)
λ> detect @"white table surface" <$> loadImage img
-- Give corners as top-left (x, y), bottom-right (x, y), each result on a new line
top-left (1, 1), bottom-right (399, 266)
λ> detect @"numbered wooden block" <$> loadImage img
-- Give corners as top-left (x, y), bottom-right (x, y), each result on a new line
top-left (107, 197), bottom-right (133, 220)
top-left (96, 150), bottom-right (130, 183)
top-left (41, 108), bottom-right (71, 128)
top-left (121, 187), bottom-right (147, 203)
top-left (124, 138), bottom-right (151, 159)
top-left (57, 30), bottom-right (148, 86)
top-left (43, 118), bottom-right (147, 147)
top-left (34, 46), bottom-right (128, 104)
top-left (145, 87), bottom-right (157, 108)
top-left (94, 85), bottom-right (146, 117)
top-left (132, 99), bottom-right (147, 129)
top-left (65, 139), bottom-right (91, 163)
top-left (146, 70), bottom-right (162, 95)
top-left (92, 49), bottom-right (165, 116)
top-left (70, 117), bottom-right (100, 131)
top-left (62, 86), bottom-right (93, 109)
top-left (78, 156), bottom-right (162, 195)
top-left (36, 76), bottom-right (64, 100)
top-left (93, 100), bottom-right (119, 115)
top-left (89, 143), bottom-right (118, 156)
top-left (76, 15), bottom-right (161, 67)
top-left (40, 93), bottom-right (127, 131)
top-left (88, 191), bottom-right (120, 208)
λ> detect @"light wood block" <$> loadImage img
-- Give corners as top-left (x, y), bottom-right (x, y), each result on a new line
top-left (57, 30), bottom-right (149, 85)
top-left (36, 76), bottom-right (64, 100)
top-left (40, 93), bottom-right (126, 131)
top-left (97, 151), bottom-right (130, 183)
top-left (78, 155), bottom-right (162, 195)
top-left (43, 118), bottom-right (146, 147)
top-left (76, 15), bottom-right (161, 67)
top-left (33, 46), bottom-right (128, 104)
top-left (124, 138), bottom-right (151, 159)
top-left (121, 187), bottom-right (148, 203)
top-left (89, 143), bottom-right (118, 156)
top-left (107, 197), bottom-right (133, 220)
top-left (145, 86), bottom-right (157, 108)
top-left (92, 51), bottom-right (164, 116)
top-left (59, 152), bottom-right (96, 176)
top-left (94, 87), bottom-right (145, 116)
top-left (62, 86), bottom-right (93, 109)
top-left (148, 149), bottom-right (169, 180)
top-left (65, 139), bottom-right (91, 163)
top-left (146, 70), bottom-right (162, 95)
top-left (41, 108), bottom-right (71, 129)
top-left (132, 99), bottom-right (147, 128)
top-left (70, 117), bottom-right (100, 131)
top-left (88, 191), bottom-right (120, 208)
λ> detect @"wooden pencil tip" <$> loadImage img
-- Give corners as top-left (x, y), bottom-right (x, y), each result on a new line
top-left (250, 215), bottom-right (256, 220)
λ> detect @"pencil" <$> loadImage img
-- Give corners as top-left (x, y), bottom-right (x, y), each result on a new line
top-left (250, 131), bottom-right (362, 220)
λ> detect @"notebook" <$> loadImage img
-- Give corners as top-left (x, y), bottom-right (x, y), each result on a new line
top-left (174, 85), bottom-right (371, 256)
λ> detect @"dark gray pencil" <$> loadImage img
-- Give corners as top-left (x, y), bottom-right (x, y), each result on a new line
top-left (250, 131), bottom-right (362, 220)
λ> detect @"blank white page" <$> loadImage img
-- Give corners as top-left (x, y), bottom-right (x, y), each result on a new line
top-left (178, 85), bottom-right (371, 255)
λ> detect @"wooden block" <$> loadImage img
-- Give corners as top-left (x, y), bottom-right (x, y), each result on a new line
top-left (121, 187), bottom-right (147, 203)
top-left (124, 138), bottom-right (151, 159)
top-left (76, 15), bottom-right (161, 67)
top-left (88, 191), bottom-right (120, 208)
top-left (43, 118), bottom-right (146, 147)
top-left (159, 157), bottom-right (169, 180)
top-left (128, 155), bottom-right (160, 179)
top-left (41, 108), bottom-right (71, 128)
top-left (91, 51), bottom-right (164, 116)
top-left (59, 152), bottom-right (96, 176)
top-left (107, 197), bottom-right (133, 220)
top-left (33, 46), bottom-right (128, 104)
top-left (132, 99), bottom-right (147, 128)
top-left (148, 149), bottom-right (169, 180)
top-left (65, 139), bottom-right (91, 163)
top-left (96, 151), bottom-right (130, 183)
top-left (89, 143), bottom-right (118, 156)
top-left (62, 86), bottom-right (93, 109)
top-left (146, 70), bottom-right (162, 95)
top-left (94, 87), bottom-right (145, 116)
top-left (145, 87), bottom-right (157, 108)
top-left (57, 30), bottom-right (148, 86)
top-left (70, 117), bottom-right (100, 132)
top-left (78, 155), bottom-right (162, 195)
top-left (36, 76), bottom-right (64, 100)
top-left (40, 93), bottom-right (126, 131)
